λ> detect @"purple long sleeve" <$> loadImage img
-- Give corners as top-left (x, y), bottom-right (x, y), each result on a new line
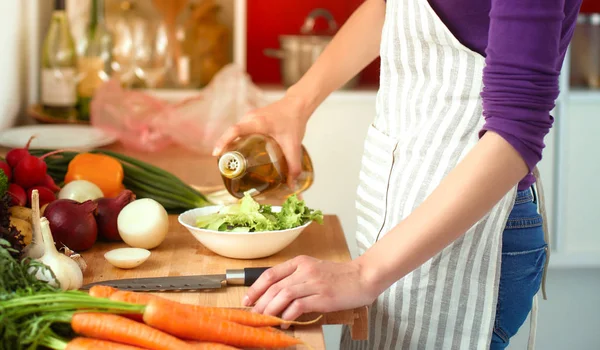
top-left (477, 0), bottom-right (581, 189)
top-left (387, 0), bottom-right (582, 189)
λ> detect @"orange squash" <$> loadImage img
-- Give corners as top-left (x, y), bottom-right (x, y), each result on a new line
top-left (64, 153), bottom-right (124, 198)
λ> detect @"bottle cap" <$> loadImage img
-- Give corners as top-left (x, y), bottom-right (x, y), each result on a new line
top-left (218, 151), bottom-right (246, 179)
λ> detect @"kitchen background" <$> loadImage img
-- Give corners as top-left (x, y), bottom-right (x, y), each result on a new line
top-left (1, 0), bottom-right (599, 349)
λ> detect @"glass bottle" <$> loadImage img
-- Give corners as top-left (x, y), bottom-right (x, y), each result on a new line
top-left (109, 0), bottom-right (143, 87)
top-left (184, 0), bottom-right (230, 88)
top-left (77, 0), bottom-right (113, 121)
top-left (217, 135), bottom-right (315, 199)
top-left (41, 0), bottom-right (78, 121)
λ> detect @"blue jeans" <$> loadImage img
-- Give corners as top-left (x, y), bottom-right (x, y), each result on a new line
top-left (490, 188), bottom-right (547, 349)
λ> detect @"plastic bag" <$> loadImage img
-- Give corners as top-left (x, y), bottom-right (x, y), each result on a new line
top-left (90, 64), bottom-right (270, 154)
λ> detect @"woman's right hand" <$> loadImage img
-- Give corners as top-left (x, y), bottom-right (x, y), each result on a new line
top-left (212, 93), bottom-right (314, 184)
top-left (213, 0), bottom-right (386, 183)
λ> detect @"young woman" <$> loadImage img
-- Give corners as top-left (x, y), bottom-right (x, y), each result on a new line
top-left (213, 0), bottom-right (582, 348)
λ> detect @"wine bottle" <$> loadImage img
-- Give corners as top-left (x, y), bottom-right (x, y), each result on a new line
top-left (41, 0), bottom-right (78, 121)
top-left (77, 0), bottom-right (113, 121)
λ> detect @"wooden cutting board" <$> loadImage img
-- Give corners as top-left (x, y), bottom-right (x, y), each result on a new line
top-left (81, 215), bottom-right (368, 349)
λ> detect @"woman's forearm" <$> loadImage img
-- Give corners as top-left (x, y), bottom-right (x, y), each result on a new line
top-left (356, 131), bottom-right (529, 297)
top-left (287, 0), bottom-right (386, 115)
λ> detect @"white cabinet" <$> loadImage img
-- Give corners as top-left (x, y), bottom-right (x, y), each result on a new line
top-left (540, 49), bottom-right (600, 268)
top-left (563, 101), bottom-right (600, 254)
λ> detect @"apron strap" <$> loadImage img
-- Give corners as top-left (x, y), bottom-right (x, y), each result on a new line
top-left (532, 166), bottom-right (549, 300)
top-left (528, 293), bottom-right (539, 350)
top-left (527, 166), bottom-right (549, 350)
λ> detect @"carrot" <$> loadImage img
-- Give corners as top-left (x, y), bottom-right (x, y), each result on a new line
top-left (109, 290), bottom-right (322, 327)
top-left (108, 290), bottom-right (162, 322)
top-left (109, 290), bottom-right (164, 305)
top-left (65, 337), bottom-right (147, 350)
top-left (187, 342), bottom-right (240, 349)
top-left (88, 285), bottom-right (119, 299)
top-left (192, 306), bottom-right (323, 327)
top-left (71, 312), bottom-right (194, 350)
top-left (143, 299), bottom-right (305, 349)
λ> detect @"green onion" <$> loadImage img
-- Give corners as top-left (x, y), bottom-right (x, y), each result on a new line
top-left (30, 149), bottom-right (213, 213)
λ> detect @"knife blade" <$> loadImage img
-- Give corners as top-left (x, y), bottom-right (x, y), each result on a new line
top-left (80, 267), bottom-right (270, 292)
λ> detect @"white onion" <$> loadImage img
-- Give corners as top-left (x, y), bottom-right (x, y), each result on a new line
top-left (117, 198), bottom-right (169, 249)
top-left (58, 180), bottom-right (104, 202)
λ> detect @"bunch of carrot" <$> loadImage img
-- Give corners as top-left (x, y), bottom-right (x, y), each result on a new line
top-left (75, 285), bottom-right (322, 350)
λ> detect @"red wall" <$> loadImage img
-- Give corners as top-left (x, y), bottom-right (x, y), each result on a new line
top-left (246, 0), bottom-right (380, 87)
top-left (247, 0), bottom-right (593, 87)
top-left (581, 0), bottom-right (600, 13)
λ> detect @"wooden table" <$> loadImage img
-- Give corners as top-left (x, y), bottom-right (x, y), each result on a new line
top-left (1, 142), bottom-right (368, 349)
top-left (82, 215), bottom-right (368, 349)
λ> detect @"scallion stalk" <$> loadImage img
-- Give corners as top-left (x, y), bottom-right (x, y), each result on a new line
top-left (30, 149), bottom-right (213, 213)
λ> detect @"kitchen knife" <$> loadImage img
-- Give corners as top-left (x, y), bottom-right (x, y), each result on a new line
top-left (79, 267), bottom-right (270, 292)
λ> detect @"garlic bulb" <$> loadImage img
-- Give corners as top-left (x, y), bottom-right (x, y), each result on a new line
top-left (35, 217), bottom-right (83, 290)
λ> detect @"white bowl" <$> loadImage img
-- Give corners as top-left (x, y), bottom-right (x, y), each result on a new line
top-left (178, 206), bottom-right (312, 259)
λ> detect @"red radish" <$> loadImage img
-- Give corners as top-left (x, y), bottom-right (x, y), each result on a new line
top-left (27, 186), bottom-right (57, 207)
top-left (41, 174), bottom-right (61, 192)
top-left (95, 190), bottom-right (136, 241)
top-left (44, 199), bottom-right (98, 251)
top-left (0, 161), bottom-right (11, 181)
top-left (12, 154), bottom-right (48, 188)
top-left (6, 135), bottom-right (35, 167)
top-left (7, 183), bottom-right (26, 206)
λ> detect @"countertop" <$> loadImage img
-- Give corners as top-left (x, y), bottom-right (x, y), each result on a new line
top-left (2, 141), bottom-right (369, 349)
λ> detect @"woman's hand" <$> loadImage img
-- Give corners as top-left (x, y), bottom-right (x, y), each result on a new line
top-left (243, 255), bottom-right (378, 325)
top-left (212, 92), bottom-right (314, 183)
top-left (212, 0), bottom-right (385, 183)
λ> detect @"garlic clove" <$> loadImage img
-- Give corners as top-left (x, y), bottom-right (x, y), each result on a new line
top-left (61, 246), bottom-right (88, 273)
top-left (104, 248), bottom-right (151, 269)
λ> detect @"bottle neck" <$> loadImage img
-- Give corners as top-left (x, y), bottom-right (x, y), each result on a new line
top-left (218, 151), bottom-right (247, 179)
top-left (55, 0), bottom-right (66, 11)
top-left (90, 0), bottom-right (106, 28)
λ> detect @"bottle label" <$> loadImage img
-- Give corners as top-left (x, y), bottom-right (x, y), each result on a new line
top-left (41, 68), bottom-right (77, 106)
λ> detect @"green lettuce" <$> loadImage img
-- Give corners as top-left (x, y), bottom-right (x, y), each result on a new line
top-left (195, 192), bottom-right (323, 232)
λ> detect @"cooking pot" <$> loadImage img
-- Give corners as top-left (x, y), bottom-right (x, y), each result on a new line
top-left (264, 8), bottom-right (360, 89)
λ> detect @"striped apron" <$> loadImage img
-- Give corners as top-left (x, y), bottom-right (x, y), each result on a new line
top-left (338, 0), bottom-right (545, 348)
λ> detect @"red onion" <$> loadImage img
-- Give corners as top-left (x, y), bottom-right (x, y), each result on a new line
top-left (95, 190), bottom-right (136, 241)
top-left (44, 199), bottom-right (98, 251)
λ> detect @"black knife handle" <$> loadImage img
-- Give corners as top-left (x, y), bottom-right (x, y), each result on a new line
top-left (226, 267), bottom-right (271, 286)
top-left (244, 267), bottom-right (270, 286)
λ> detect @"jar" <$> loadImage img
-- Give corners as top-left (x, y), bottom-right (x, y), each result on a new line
top-left (170, 0), bottom-right (230, 88)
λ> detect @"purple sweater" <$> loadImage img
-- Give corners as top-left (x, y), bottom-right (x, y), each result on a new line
top-left (387, 0), bottom-right (582, 189)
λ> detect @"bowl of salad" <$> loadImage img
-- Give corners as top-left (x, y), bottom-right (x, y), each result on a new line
top-left (178, 193), bottom-right (324, 259)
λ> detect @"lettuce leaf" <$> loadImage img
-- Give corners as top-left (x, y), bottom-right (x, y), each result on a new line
top-left (195, 192), bottom-right (323, 232)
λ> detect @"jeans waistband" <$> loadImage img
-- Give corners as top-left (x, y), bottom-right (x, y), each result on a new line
top-left (515, 188), bottom-right (534, 205)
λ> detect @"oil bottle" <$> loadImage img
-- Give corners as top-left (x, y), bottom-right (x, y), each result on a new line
top-left (217, 134), bottom-right (314, 199)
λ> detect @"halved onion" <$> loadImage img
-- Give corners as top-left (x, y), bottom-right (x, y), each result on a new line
top-left (104, 247), bottom-right (151, 269)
